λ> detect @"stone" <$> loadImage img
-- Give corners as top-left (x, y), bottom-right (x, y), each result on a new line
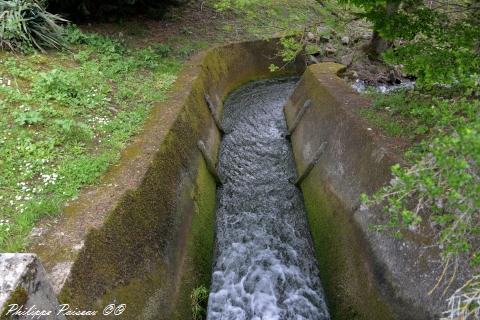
top-left (325, 45), bottom-right (337, 55)
top-left (340, 53), bottom-right (354, 66)
top-left (0, 253), bottom-right (64, 319)
top-left (307, 55), bottom-right (320, 65)
top-left (344, 70), bottom-right (359, 80)
top-left (306, 32), bottom-right (315, 40)
top-left (341, 36), bottom-right (350, 45)
top-left (388, 70), bottom-right (400, 84)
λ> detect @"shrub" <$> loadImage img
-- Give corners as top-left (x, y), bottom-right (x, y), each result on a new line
top-left (383, 8), bottom-right (480, 95)
top-left (0, 0), bottom-right (66, 52)
top-left (362, 118), bottom-right (480, 267)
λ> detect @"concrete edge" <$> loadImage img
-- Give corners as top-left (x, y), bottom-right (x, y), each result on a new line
top-left (285, 62), bottom-right (471, 319)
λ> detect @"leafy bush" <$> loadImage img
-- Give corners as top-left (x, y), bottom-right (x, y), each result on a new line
top-left (363, 119), bottom-right (480, 267)
top-left (0, 0), bottom-right (66, 52)
top-left (383, 5), bottom-right (480, 95)
top-left (358, 1), bottom-right (479, 272)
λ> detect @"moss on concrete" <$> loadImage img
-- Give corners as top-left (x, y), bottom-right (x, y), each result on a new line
top-left (302, 173), bottom-right (394, 320)
top-left (171, 159), bottom-right (217, 319)
top-left (59, 95), bottom-right (211, 319)
top-left (1, 287), bottom-right (28, 319)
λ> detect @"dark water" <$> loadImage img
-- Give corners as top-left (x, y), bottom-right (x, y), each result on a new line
top-left (207, 78), bottom-right (330, 320)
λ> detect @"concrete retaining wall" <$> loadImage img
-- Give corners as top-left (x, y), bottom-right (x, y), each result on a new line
top-left (284, 63), bottom-right (469, 320)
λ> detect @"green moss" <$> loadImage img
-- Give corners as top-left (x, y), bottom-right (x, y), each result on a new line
top-left (171, 159), bottom-right (217, 319)
top-left (302, 173), bottom-right (394, 320)
top-left (1, 287), bottom-right (28, 319)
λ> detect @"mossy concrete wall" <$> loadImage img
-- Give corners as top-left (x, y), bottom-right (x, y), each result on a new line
top-left (23, 39), bottom-right (303, 320)
top-left (285, 63), bottom-right (465, 320)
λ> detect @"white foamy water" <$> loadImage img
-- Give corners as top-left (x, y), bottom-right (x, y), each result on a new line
top-left (207, 79), bottom-right (330, 320)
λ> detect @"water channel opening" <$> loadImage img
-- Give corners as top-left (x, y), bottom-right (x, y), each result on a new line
top-left (207, 78), bottom-right (330, 319)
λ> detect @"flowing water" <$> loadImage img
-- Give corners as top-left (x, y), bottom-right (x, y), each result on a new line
top-left (207, 78), bottom-right (330, 320)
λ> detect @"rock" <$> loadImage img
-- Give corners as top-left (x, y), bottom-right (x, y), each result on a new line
top-left (325, 44), bottom-right (337, 55)
top-left (344, 70), bottom-right (358, 80)
top-left (394, 65), bottom-right (406, 78)
top-left (341, 36), bottom-right (350, 45)
top-left (319, 35), bottom-right (330, 43)
top-left (306, 32), bottom-right (315, 40)
top-left (388, 70), bottom-right (402, 84)
top-left (307, 55), bottom-right (320, 65)
top-left (340, 53), bottom-right (354, 66)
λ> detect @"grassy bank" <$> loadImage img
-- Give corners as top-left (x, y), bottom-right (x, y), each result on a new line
top-left (0, 27), bottom-right (184, 251)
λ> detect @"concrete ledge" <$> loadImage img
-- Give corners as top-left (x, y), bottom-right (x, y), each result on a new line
top-left (285, 63), bottom-right (471, 320)
top-left (0, 254), bottom-right (63, 320)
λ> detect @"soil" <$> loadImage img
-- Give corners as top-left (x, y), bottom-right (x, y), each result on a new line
top-left (80, 1), bottom-right (247, 50)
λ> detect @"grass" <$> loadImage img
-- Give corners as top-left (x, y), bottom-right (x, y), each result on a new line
top-left (357, 107), bottom-right (416, 140)
top-left (0, 26), bottom-right (183, 251)
top-left (357, 90), bottom-right (479, 146)
top-left (191, 285), bottom-right (209, 320)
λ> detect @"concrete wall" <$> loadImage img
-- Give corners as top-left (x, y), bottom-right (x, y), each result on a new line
top-left (284, 63), bottom-right (469, 320)
top-left (0, 254), bottom-right (63, 320)
top-left (0, 39), bottom-right (302, 320)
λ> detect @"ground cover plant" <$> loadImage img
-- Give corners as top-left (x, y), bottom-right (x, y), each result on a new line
top-left (0, 25), bottom-right (181, 251)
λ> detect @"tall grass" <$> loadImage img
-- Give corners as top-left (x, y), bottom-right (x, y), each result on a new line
top-left (0, 0), bottom-right (66, 52)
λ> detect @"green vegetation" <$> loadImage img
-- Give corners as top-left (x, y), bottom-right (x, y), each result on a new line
top-left (0, 26), bottom-right (181, 251)
top-left (0, 0), bottom-right (66, 52)
top-left (211, 0), bottom-right (325, 38)
top-left (357, 106), bottom-right (415, 140)
top-left (47, 0), bottom-right (188, 18)
top-left (355, 0), bottom-right (479, 268)
top-left (347, 0), bottom-right (479, 314)
top-left (191, 285), bottom-right (209, 320)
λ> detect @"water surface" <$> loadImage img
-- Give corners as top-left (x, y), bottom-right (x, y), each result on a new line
top-left (207, 78), bottom-right (330, 320)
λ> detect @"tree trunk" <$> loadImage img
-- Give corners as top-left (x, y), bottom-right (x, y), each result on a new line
top-left (367, 0), bottom-right (401, 58)
top-left (369, 31), bottom-right (391, 57)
